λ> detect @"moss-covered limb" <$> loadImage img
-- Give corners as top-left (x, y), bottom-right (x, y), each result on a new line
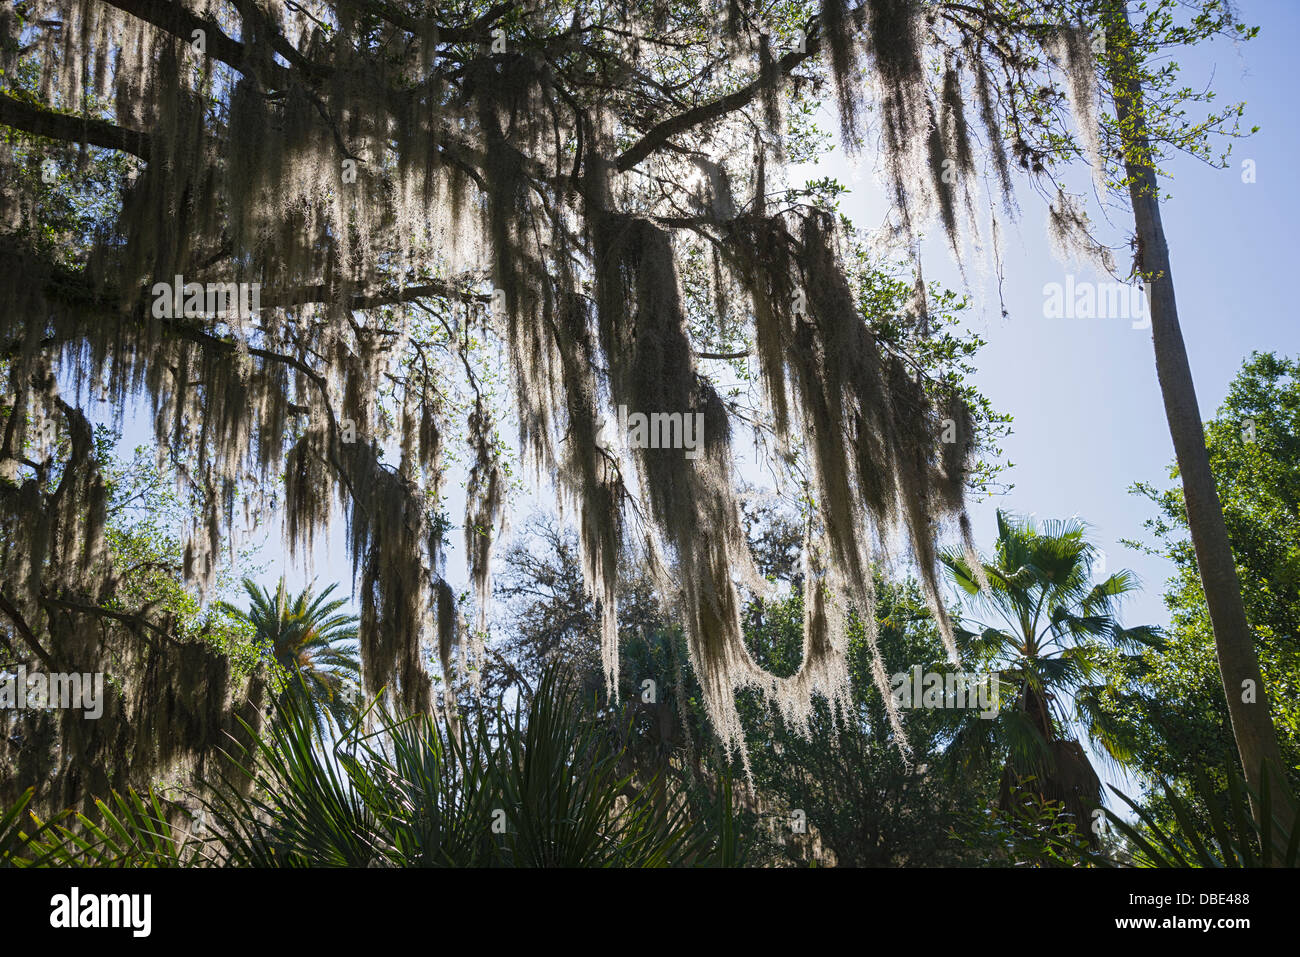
top-left (20, 239), bottom-right (486, 315)
top-left (0, 397), bottom-right (268, 816)
top-left (0, 91), bottom-right (151, 158)
top-left (612, 19), bottom-right (824, 172)
top-left (36, 592), bottom-right (171, 647)
top-left (100, 0), bottom-right (292, 85)
top-left (0, 589), bottom-right (58, 671)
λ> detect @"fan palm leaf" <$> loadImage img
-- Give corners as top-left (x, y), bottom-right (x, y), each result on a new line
top-left (941, 510), bottom-right (1159, 844)
top-left (217, 578), bottom-right (362, 736)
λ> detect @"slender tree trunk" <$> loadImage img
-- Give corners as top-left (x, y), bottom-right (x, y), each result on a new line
top-left (1104, 2), bottom-right (1294, 823)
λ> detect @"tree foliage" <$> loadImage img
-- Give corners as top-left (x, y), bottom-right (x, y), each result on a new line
top-left (1105, 353), bottom-right (1300, 828)
top-left (942, 509), bottom-right (1161, 843)
top-left (217, 578), bottom-right (363, 737)
top-left (0, 0), bottom-right (1262, 803)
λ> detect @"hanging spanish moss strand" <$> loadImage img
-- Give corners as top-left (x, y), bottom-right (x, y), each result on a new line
top-left (1043, 23), bottom-right (1106, 192)
top-left (0, 0), bottom-right (1118, 788)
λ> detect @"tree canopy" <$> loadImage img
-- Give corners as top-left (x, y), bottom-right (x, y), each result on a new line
top-left (0, 0), bottom-right (1265, 795)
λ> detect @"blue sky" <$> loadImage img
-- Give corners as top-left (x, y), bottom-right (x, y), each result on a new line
top-left (965, 0), bottom-right (1299, 635)
top-left (815, 0), bottom-right (1300, 640)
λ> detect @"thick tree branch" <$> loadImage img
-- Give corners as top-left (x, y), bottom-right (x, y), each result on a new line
top-left (37, 593), bottom-right (172, 647)
top-left (0, 590), bottom-right (59, 671)
top-left (0, 92), bottom-right (151, 159)
top-left (613, 27), bottom-right (823, 172)
top-left (18, 241), bottom-right (488, 315)
top-left (100, 0), bottom-right (292, 85)
top-left (260, 280), bottom-right (490, 310)
top-left (351, 0), bottom-right (514, 44)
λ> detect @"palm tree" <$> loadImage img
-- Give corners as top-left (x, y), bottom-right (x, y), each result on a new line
top-left (941, 511), bottom-right (1161, 844)
top-left (219, 579), bottom-right (362, 736)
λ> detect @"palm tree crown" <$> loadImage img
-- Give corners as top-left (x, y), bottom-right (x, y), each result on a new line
top-left (219, 578), bottom-right (362, 735)
top-left (941, 511), bottom-right (1162, 841)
